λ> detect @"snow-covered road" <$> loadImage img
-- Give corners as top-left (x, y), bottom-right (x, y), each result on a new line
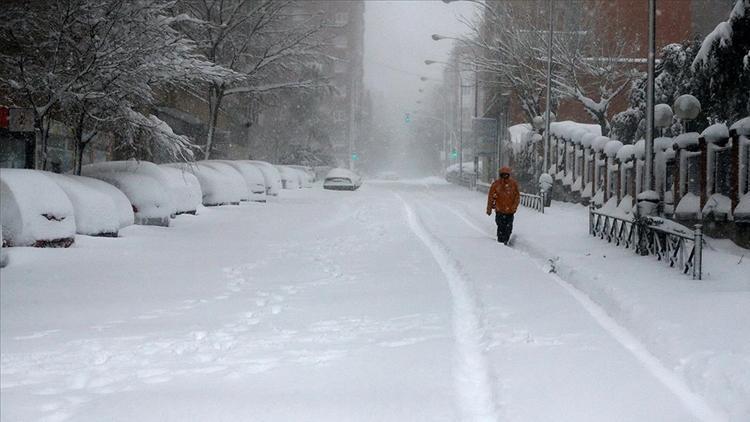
top-left (2, 179), bottom-right (745, 421)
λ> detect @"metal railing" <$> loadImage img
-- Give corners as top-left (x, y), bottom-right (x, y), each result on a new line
top-left (520, 192), bottom-right (545, 213)
top-left (589, 206), bottom-right (703, 279)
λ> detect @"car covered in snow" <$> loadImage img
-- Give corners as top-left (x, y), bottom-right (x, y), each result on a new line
top-left (81, 161), bottom-right (173, 226)
top-left (199, 161), bottom-right (250, 202)
top-left (276, 165), bottom-right (301, 190)
top-left (213, 160), bottom-right (267, 202)
top-left (45, 172), bottom-right (126, 237)
top-left (247, 161), bottom-right (282, 196)
top-left (158, 165), bottom-right (203, 215)
top-left (164, 162), bottom-right (244, 206)
top-left (323, 168), bottom-right (362, 191)
top-left (0, 168), bottom-right (76, 247)
top-left (287, 165), bottom-right (315, 187)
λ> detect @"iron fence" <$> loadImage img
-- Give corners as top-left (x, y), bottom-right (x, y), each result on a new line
top-left (520, 192), bottom-right (545, 213)
top-left (589, 206), bottom-right (703, 279)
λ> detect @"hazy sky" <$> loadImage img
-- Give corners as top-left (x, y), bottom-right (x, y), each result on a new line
top-left (363, 0), bottom-right (476, 123)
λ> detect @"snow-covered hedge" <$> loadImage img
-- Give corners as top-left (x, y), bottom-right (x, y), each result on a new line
top-left (276, 165), bottom-right (301, 189)
top-left (214, 160), bottom-right (267, 202)
top-left (248, 161), bottom-right (282, 196)
top-left (45, 173), bottom-right (121, 237)
top-left (82, 161), bottom-right (172, 226)
top-left (0, 169), bottom-right (76, 247)
top-left (158, 165), bottom-right (202, 215)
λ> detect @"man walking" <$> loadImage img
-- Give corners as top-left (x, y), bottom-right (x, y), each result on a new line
top-left (486, 166), bottom-right (520, 245)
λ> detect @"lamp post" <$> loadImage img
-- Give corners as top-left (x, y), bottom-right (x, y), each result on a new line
top-left (644, 0), bottom-right (656, 193)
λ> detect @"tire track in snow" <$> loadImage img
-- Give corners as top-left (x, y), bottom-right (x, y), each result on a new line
top-left (396, 194), bottom-right (500, 422)
top-left (428, 192), bottom-right (725, 422)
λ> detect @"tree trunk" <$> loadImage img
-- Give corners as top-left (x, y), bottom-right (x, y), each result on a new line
top-left (204, 84), bottom-right (225, 160)
top-left (34, 116), bottom-right (50, 170)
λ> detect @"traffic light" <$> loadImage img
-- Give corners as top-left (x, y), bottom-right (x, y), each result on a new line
top-left (451, 148), bottom-right (458, 159)
top-left (351, 152), bottom-right (359, 161)
top-left (404, 112), bottom-right (411, 123)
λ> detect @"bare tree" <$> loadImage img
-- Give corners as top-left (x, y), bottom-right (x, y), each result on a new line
top-left (174, 0), bottom-right (330, 159)
top-left (0, 0), bottom-right (229, 172)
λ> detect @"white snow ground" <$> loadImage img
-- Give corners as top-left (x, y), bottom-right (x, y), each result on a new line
top-left (1, 179), bottom-right (748, 421)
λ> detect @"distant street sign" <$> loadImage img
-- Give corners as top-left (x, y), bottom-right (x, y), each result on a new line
top-left (8, 108), bottom-right (34, 132)
top-left (472, 117), bottom-right (497, 155)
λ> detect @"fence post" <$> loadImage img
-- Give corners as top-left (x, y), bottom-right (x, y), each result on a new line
top-left (693, 224), bottom-right (703, 280)
top-left (541, 192), bottom-right (546, 214)
top-left (589, 204), bottom-right (594, 235)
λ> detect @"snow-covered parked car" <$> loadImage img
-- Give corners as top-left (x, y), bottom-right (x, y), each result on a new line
top-left (158, 165), bottom-right (202, 215)
top-left (45, 173), bottom-right (124, 237)
top-left (323, 168), bottom-right (362, 191)
top-left (214, 160), bottom-right (267, 202)
top-left (0, 227), bottom-right (8, 267)
top-left (165, 163), bottom-right (243, 206)
top-left (81, 161), bottom-right (173, 226)
top-left (0, 169), bottom-right (76, 247)
top-left (198, 161), bottom-right (250, 202)
top-left (248, 161), bottom-right (282, 196)
top-left (276, 165), bottom-right (301, 189)
top-left (72, 174), bottom-right (134, 229)
top-left (287, 165), bottom-right (315, 187)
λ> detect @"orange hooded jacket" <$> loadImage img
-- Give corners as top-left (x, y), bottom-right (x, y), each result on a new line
top-left (486, 167), bottom-right (520, 215)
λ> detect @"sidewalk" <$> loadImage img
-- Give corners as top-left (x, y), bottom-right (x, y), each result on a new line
top-left (440, 185), bottom-right (750, 421)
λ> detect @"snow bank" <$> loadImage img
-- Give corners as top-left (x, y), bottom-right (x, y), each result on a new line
top-left (248, 161), bottom-right (282, 196)
top-left (158, 165), bottom-right (202, 214)
top-left (45, 173), bottom-right (120, 237)
top-left (0, 169), bottom-right (76, 247)
top-left (215, 161), bottom-right (267, 201)
top-left (72, 176), bottom-right (134, 229)
top-left (81, 162), bottom-right (172, 226)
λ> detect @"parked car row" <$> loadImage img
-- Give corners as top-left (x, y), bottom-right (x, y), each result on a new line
top-left (0, 160), bottom-right (315, 252)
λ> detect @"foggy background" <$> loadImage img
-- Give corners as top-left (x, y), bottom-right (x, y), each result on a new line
top-left (363, 0), bottom-right (475, 176)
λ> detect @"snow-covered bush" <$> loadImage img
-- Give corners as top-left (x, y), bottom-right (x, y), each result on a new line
top-left (0, 169), bottom-right (76, 247)
top-left (248, 161), bottom-right (282, 196)
top-left (45, 173), bottom-right (121, 237)
top-left (214, 160), bottom-right (267, 202)
top-left (158, 165), bottom-right (203, 215)
top-left (81, 162), bottom-right (172, 226)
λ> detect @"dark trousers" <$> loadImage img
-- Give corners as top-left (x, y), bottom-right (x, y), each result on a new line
top-left (495, 212), bottom-right (514, 243)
